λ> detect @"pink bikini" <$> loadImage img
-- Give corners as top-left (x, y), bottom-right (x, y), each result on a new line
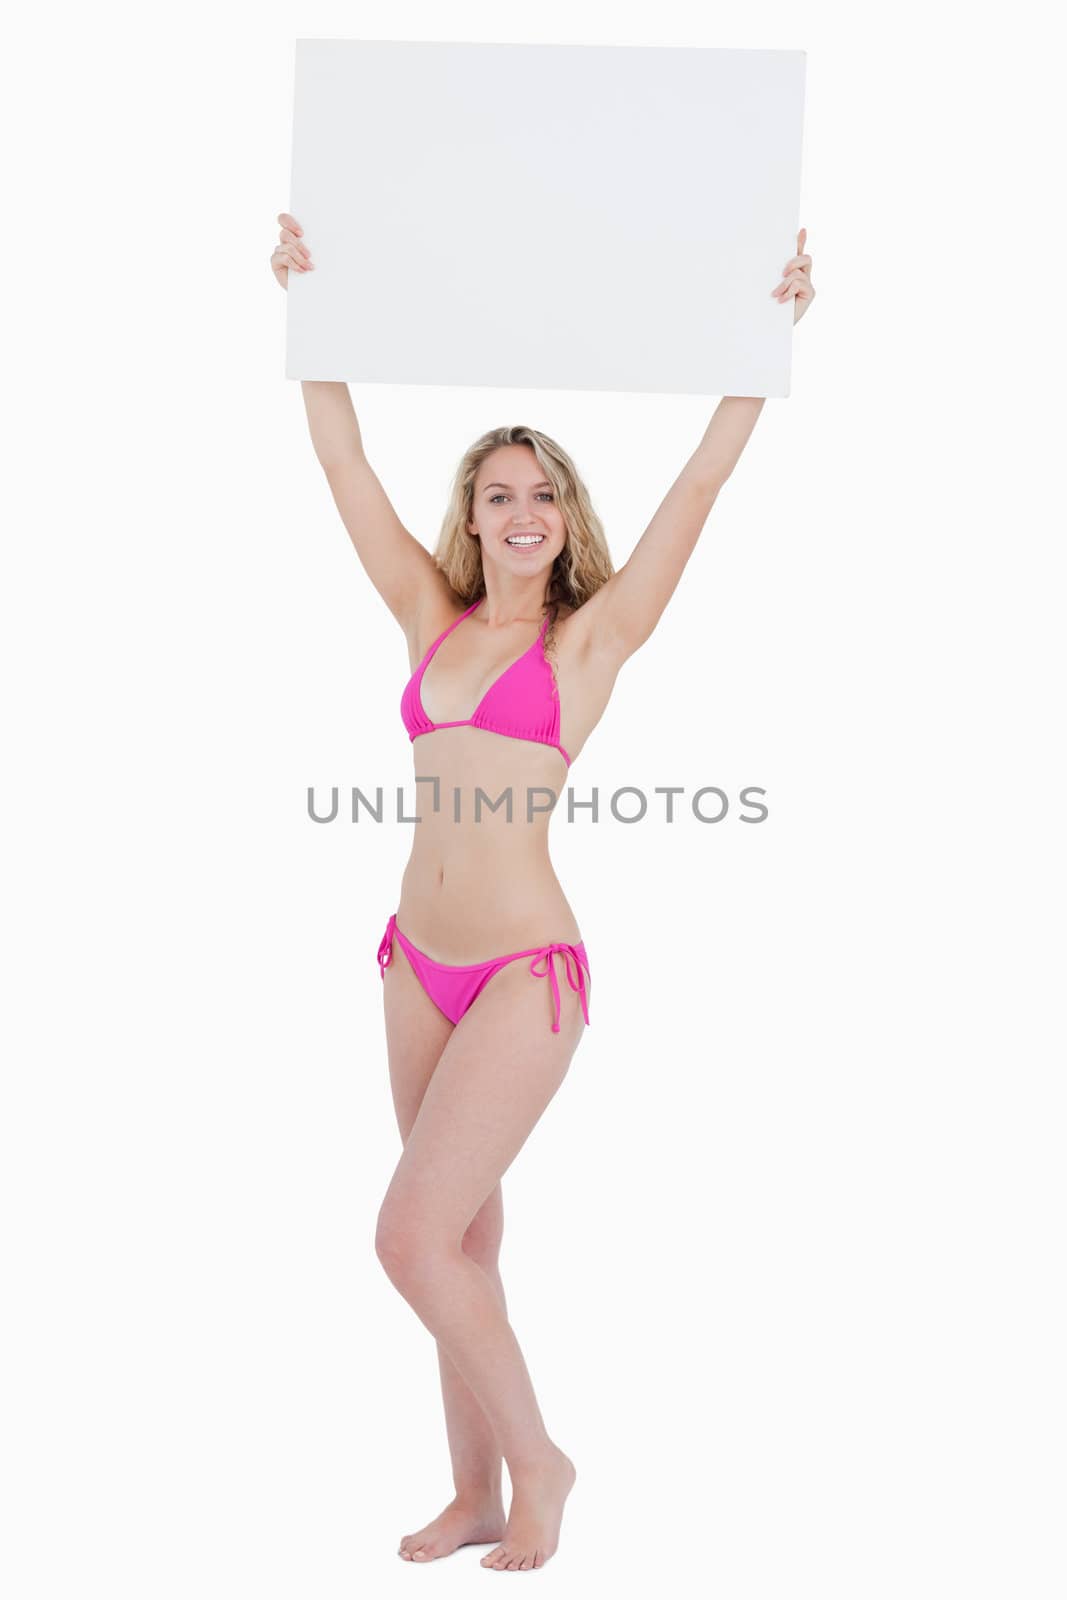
top-left (378, 913), bottom-right (590, 1035)
top-left (378, 597), bottom-right (591, 1034)
top-left (400, 597), bottom-right (571, 766)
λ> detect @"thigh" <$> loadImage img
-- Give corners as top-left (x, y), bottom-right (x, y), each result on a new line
top-left (379, 954), bottom-right (592, 1245)
top-left (381, 936), bottom-right (505, 1258)
top-left (381, 931), bottom-right (455, 1141)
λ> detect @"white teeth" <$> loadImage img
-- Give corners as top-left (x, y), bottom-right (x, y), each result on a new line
top-left (506, 535), bottom-right (544, 545)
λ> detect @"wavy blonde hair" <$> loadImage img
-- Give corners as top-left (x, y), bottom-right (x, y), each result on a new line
top-left (432, 427), bottom-right (615, 636)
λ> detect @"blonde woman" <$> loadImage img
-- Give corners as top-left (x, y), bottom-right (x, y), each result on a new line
top-left (273, 212), bottom-right (815, 1572)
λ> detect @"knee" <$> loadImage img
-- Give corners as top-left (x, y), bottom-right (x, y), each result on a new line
top-left (374, 1205), bottom-right (418, 1281)
top-left (374, 1193), bottom-right (501, 1281)
top-left (375, 1202), bottom-right (446, 1285)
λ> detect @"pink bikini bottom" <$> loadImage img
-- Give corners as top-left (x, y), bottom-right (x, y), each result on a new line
top-left (377, 913), bottom-right (591, 1034)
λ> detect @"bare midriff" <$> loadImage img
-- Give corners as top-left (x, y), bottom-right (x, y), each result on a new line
top-left (395, 726), bottom-right (582, 962)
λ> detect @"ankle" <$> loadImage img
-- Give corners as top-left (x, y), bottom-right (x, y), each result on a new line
top-left (505, 1439), bottom-right (571, 1479)
top-left (454, 1479), bottom-right (504, 1507)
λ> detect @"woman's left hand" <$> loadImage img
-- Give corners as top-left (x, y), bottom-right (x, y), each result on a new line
top-left (771, 228), bottom-right (815, 324)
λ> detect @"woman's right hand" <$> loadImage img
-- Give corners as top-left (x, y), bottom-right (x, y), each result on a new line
top-left (271, 213), bottom-right (314, 290)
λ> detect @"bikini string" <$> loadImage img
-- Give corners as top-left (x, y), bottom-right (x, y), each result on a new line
top-left (528, 944), bottom-right (591, 1033)
top-left (377, 913), bottom-right (397, 977)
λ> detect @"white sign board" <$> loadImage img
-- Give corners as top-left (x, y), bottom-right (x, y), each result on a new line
top-left (286, 40), bottom-right (806, 397)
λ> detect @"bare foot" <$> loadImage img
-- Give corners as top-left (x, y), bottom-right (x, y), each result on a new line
top-left (398, 1491), bottom-right (506, 1563)
top-left (480, 1444), bottom-right (577, 1571)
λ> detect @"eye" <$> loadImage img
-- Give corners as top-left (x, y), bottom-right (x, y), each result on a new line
top-left (487, 492), bottom-right (555, 503)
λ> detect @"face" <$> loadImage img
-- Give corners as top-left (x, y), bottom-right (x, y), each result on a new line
top-left (468, 445), bottom-right (567, 575)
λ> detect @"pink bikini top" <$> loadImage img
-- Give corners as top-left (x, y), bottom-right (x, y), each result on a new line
top-left (401, 597), bottom-right (571, 767)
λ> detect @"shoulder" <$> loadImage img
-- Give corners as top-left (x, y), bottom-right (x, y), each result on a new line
top-left (554, 589), bottom-right (633, 675)
top-left (408, 582), bottom-right (479, 664)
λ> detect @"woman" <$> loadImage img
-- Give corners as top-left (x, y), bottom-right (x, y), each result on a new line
top-left (272, 212), bottom-right (815, 1572)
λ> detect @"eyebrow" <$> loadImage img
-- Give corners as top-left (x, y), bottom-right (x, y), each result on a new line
top-left (483, 481), bottom-right (554, 492)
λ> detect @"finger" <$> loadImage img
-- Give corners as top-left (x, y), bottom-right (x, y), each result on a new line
top-left (272, 245), bottom-right (310, 273)
top-left (798, 226), bottom-right (807, 252)
top-left (774, 271), bottom-right (811, 301)
top-left (279, 227), bottom-right (312, 260)
top-left (277, 211), bottom-right (303, 236)
top-left (771, 269), bottom-right (803, 298)
top-left (781, 253), bottom-right (812, 275)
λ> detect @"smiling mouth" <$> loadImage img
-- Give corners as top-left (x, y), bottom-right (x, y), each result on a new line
top-left (506, 534), bottom-right (545, 546)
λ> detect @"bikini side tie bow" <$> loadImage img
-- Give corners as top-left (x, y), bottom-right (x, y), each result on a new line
top-left (377, 913), bottom-right (397, 977)
top-left (528, 944), bottom-right (591, 1034)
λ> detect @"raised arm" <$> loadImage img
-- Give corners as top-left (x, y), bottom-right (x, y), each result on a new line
top-left (573, 397), bottom-right (765, 662)
top-left (273, 213), bottom-right (446, 636)
top-left (301, 381), bottom-right (446, 633)
top-left (572, 231), bottom-right (815, 666)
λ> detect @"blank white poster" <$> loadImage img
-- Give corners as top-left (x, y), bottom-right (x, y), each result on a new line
top-left (286, 39), bottom-right (806, 397)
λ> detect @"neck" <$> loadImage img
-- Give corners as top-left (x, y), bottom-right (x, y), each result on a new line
top-left (476, 578), bottom-right (553, 627)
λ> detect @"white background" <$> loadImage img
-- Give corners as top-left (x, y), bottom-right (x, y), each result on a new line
top-left (3, 2), bottom-right (1063, 1597)
top-left (286, 39), bottom-right (804, 394)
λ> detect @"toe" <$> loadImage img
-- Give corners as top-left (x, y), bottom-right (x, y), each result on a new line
top-left (518, 1553), bottom-right (534, 1570)
top-left (411, 1547), bottom-right (430, 1561)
